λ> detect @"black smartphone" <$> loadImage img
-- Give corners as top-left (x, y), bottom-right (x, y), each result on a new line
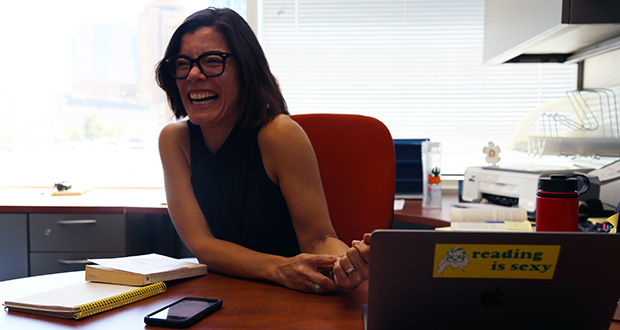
top-left (144, 297), bottom-right (222, 328)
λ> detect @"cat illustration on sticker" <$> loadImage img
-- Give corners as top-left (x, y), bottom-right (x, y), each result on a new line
top-left (437, 246), bottom-right (469, 274)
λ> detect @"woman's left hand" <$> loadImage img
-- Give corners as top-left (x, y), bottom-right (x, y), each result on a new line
top-left (332, 233), bottom-right (371, 291)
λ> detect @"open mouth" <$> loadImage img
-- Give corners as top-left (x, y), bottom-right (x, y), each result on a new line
top-left (188, 91), bottom-right (218, 105)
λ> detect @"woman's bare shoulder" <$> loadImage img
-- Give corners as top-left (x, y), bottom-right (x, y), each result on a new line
top-left (160, 120), bottom-right (188, 136)
top-left (258, 114), bottom-right (306, 144)
top-left (258, 115), bottom-right (314, 183)
top-left (159, 120), bottom-right (190, 154)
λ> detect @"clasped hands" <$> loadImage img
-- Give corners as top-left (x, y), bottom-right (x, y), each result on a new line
top-left (280, 233), bottom-right (371, 294)
top-left (333, 233), bottom-right (371, 291)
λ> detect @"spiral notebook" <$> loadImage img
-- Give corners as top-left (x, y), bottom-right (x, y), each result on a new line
top-left (3, 281), bottom-right (166, 319)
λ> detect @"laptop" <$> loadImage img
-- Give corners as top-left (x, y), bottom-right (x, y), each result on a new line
top-left (367, 230), bottom-right (620, 330)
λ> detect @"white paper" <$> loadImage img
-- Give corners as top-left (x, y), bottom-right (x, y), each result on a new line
top-left (451, 202), bottom-right (512, 209)
top-left (4, 282), bottom-right (142, 310)
top-left (394, 199), bottom-right (405, 211)
top-left (450, 222), bottom-right (508, 231)
top-left (450, 207), bottom-right (528, 223)
top-left (88, 253), bottom-right (197, 275)
top-left (588, 159), bottom-right (620, 184)
top-left (449, 221), bottom-right (532, 232)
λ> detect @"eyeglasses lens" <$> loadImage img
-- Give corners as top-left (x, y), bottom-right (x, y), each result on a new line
top-left (172, 54), bottom-right (225, 78)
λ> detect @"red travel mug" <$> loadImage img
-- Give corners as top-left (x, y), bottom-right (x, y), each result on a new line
top-left (535, 174), bottom-right (590, 232)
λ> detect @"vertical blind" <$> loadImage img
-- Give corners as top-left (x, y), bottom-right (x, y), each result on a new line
top-left (257, 0), bottom-right (577, 174)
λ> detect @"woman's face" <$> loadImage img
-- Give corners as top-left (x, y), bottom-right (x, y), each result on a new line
top-left (175, 26), bottom-right (239, 127)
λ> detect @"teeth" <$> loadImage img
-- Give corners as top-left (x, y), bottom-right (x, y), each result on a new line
top-left (189, 92), bottom-right (217, 105)
top-left (192, 99), bottom-right (215, 105)
top-left (189, 92), bottom-right (216, 100)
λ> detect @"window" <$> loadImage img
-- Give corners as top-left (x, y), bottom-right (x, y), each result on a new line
top-left (0, 0), bottom-right (246, 187)
top-left (0, 0), bottom-right (577, 188)
top-left (258, 0), bottom-right (578, 175)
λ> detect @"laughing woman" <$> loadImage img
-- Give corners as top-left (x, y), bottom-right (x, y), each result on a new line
top-left (155, 7), bottom-right (370, 294)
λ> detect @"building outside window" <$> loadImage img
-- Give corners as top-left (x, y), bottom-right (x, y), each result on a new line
top-left (0, 0), bottom-right (579, 188)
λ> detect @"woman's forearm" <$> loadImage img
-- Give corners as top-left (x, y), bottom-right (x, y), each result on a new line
top-left (304, 235), bottom-right (350, 256)
top-left (189, 237), bottom-right (287, 283)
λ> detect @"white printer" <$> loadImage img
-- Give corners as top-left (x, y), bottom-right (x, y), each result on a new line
top-left (461, 166), bottom-right (593, 213)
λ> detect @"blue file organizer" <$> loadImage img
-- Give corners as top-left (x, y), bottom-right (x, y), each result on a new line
top-left (394, 139), bottom-right (429, 199)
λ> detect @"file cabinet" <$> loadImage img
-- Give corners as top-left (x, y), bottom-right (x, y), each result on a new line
top-left (28, 213), bottom-right (127, 276)
top-left (0, 211), bottom-right (187, 279)
top-left (0, 213), bottom-right (28, 281)
top-left (0, 187), bottom-right (190, 279)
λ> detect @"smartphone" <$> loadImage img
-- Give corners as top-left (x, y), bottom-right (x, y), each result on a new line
top-left (144, 297), bottom-right (222, 328)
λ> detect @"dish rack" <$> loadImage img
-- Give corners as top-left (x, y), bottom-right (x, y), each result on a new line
top-left (512, 87), bottom-right (620, 157)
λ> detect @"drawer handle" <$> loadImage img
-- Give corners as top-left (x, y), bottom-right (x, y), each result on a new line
top-left (57, 219), bottom-right (98, 225)
top-left (58, 259), bottom-right (92, 265)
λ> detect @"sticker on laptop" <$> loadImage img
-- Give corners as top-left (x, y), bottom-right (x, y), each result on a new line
top-left (433, 244), bottom-right (561, 279)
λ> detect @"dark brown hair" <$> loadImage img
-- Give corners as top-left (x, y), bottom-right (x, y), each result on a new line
top-left (155, 7), bottom-right (288, 126)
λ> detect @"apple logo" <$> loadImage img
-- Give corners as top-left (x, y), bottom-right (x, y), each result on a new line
top-left (479, 286), bottom-right (504, 307)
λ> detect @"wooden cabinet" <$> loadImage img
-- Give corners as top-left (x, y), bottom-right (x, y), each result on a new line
top-left (0, 214), bottom-right (28, 281)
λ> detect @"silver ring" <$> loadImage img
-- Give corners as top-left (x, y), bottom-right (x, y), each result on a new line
top-left (345, 265), bottom-right (356, 274)
top-left (310, 282), bottom-right (321, 293)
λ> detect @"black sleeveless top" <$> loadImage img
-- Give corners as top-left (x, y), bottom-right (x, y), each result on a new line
top-left (187, 120), bottom-right (301, 257)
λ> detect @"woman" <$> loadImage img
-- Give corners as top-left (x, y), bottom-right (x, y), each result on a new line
top-left (155, 7), bottom-right (370, 294)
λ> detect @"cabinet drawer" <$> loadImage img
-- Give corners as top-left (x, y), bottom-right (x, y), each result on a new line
top-left (29, 213), bottom-right (126, 252)
top-left (0, 213), bottom-right (29, 280)
top-left (30, 252), bottom-right (125, 276)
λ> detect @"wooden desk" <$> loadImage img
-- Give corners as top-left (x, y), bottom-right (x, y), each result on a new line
top-left (0, 187), bottom-right (168, 214)
top-left (0, 271), bottom-right (368, 329)
top-left (392, 192), bottom-right (455, 229)
top-left (3, 270), bottom-right (620, 329)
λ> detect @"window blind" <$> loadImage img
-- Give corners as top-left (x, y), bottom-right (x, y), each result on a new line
top-left (257, 0), bottom-right (577, 174)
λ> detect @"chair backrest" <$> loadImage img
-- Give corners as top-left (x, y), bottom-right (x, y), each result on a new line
top-left (291, 114), bottom-right (395, 244)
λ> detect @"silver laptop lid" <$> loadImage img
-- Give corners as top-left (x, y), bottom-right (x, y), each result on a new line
top-left (368, 230), bottom-right (620, 330)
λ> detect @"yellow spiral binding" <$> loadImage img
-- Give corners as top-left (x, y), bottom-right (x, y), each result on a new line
top-left (74, 282), bottom-right (167, 319)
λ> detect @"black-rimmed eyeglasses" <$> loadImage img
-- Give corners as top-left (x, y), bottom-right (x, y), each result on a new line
top-left (165, 52), bottom-right (235, 79)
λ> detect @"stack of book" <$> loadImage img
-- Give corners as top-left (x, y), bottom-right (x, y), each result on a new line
top-left (3, 254), bottom-right (207, 319)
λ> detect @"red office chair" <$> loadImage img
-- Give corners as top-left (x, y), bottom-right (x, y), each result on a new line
top-left (291, 114), bottom-right (396, 244)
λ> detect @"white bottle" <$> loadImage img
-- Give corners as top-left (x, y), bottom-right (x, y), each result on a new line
top-left (422, 141), bottom-right (442, 209)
